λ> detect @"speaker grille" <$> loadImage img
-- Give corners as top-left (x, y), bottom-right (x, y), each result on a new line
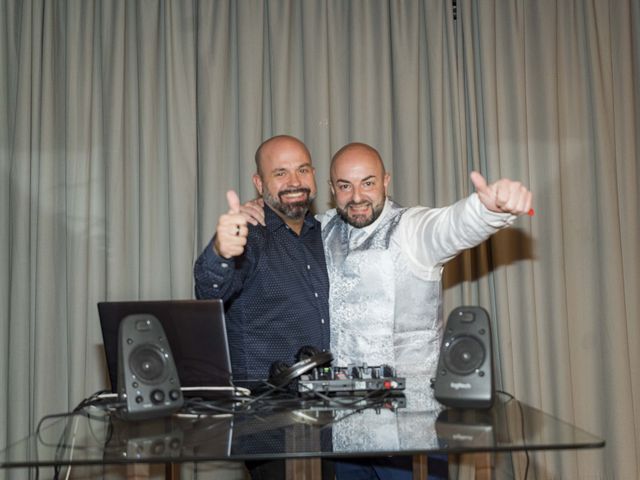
top-left (129, 345), bottom-right (169, 384)
top-left (444, 335), bottom-right (485, 376)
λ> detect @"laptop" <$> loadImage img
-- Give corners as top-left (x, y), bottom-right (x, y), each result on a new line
top-left (98, 299), bottom-right (235, 395)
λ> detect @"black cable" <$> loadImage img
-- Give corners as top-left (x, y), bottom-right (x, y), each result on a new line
top-left (36, 410), bottom-right (112, 449)
top-left (71, 389), bottom-right (112, 412)
top-left (496, 389), bottom-right (514, 401)
top-left (182, 398), bottom-right (239, 415)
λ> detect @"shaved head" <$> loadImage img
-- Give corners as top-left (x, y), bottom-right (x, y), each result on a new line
top-left (330, 143), bottom-right (386, 181)
top-left (255, 135), bottom-right (312, 177)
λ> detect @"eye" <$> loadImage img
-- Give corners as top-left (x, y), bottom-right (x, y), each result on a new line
top-left (338, 184), bottom-right (352, 192)
top-left (299, 167), bottom-right (310, 174)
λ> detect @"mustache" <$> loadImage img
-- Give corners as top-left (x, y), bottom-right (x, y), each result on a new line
top-left (346, 200), bottom-right (371, 208)
top-left (278, 187), bottom-right (311, 197)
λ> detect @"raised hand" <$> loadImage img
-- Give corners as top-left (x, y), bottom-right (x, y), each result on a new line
top-left (240, 197), bottom-right (265, 226)
top-left (470, 171), bottom-right (533, 216)
top-left (214, 190), bottom-right (249, 258)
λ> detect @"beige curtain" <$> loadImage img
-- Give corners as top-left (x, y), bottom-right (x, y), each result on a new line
top-left (444, 1), bottom-right (639, 478)
top-left (1, 1), bottom-right (638, 479)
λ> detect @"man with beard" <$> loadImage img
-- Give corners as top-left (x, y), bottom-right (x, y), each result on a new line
top-left (322, 142), bottom-right (532, 479)
top-left (194, 135), bottom-right (330, 385)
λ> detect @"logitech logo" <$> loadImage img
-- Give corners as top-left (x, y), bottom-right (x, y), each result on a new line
top-left (450, 382), bottom-right (472, 390)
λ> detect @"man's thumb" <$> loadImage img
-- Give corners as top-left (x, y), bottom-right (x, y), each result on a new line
top-left (226, 190), bottom-right (241, 213)
top-left (470, 171), bottom-right (489, 194)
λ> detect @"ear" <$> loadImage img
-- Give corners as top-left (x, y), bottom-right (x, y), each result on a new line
top-left (383, 172), bottom-right (391, 194)
top-left (252, 173), bottom-right (263, 195)
top-left (328, 180), bottom-right (336, 196)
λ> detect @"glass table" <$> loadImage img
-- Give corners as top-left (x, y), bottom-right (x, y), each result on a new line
top-left (0, 394), bottom-right (604, 478)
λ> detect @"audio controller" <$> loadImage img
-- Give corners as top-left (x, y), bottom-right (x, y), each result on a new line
top-left (297, 364), bottom-right (405, 395)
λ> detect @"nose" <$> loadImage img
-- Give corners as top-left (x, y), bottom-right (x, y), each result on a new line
top-left (352, 185), bottom-right (363, 203)
top-left (288, 171), bottom-right (302, 187)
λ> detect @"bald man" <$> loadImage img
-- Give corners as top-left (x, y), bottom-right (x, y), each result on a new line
top-left (194, 135), bottom-right (330, 384)
top-left (322, 142), bottom-right (531, 479)
top-left (324, 143), bottom-right (531, 406)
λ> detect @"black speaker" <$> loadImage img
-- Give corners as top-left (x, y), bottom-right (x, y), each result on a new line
top-left (117, 313), bottom-right (184, 420)
top-left (433, 306), bottom-right (494, 409)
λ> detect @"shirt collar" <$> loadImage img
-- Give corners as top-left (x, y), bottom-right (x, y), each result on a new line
top-left (264, 204), bottom-right (316, 233)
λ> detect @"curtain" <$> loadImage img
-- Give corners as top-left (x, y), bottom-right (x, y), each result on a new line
top-left (1, 1), bottom-right (638, 479)
top-left (444, 1), bottom-right (640, 478)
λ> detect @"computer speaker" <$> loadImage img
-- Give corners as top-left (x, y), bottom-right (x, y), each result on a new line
top-left (117, 313), bottom-right (184, 420)
top-left (433, 306), bottom-right (494, 409)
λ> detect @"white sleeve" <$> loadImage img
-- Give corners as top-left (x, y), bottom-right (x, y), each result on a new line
top-left (399, 193), bottom-right (516, 274)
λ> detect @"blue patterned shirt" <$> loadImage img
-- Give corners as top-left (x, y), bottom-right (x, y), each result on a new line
top-left (194, 205), bottom-right (330, 382)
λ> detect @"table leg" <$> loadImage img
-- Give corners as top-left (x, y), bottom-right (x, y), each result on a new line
top-left (412, 454), bottom-right (429, 480)
top-left (454, 453), bottom-right (494, 480)
top-left (286, 458), bottom-right (323, 480)
top-left (166, 462), bottom-right (181, 479)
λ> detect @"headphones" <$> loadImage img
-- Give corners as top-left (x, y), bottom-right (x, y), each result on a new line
top-left (268, 346), bottom-right (333, 388)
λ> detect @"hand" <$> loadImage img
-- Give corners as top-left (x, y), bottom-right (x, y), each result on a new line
top-left (471, 171), bottom-right (533, 215)
top-left (240, 197), bottom-right (265, 226)
top-left (214, 190), bottom-right (249, 258)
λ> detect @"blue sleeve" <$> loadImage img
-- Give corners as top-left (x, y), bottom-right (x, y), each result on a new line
top-left (193, 236), bottom-right (248, 301)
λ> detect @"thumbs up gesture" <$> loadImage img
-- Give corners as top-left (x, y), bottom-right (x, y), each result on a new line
top-left (214, 190), bottom-right (250, 258)
top-left (470, 171), bottom-right (533, 216)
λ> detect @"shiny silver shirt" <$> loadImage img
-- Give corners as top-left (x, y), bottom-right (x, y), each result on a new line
top-left (321, 194), bottom-right (515, 410)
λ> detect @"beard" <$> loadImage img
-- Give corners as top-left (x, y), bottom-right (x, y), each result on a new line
top-left (263, 187), bottom-right (315, 220)
top-left (336, 200), bottom-right (384, 228)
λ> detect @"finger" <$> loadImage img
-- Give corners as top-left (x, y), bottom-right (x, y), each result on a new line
top-left (470, 171), bottom-right (490, 194)
top-left (243, 215), bottom-right (258, 227)
top-left (218, 213), bottom-right (247, 230)
top-left (226, 190), bottom-right (241, 214)
top-left (502, 185), bottom-right (531, 215)
top-left (215, 227), bottom-right (248, 258)
top-left (510, 186), bottom-right (532, 215)
top-left (232, 224), bottom-right (249, 238)
top-left (511, 189), bottom-right (528, 214)
top-left (240, 203), bottom-right (266, 226)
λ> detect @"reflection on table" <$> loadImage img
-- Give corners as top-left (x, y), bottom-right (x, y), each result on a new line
top-left (0, 394), bottom-right (604, 471)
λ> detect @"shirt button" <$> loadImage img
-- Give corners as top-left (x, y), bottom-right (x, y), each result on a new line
top-left (221, 262), bottom-right (228, 268)
top-left (213, 284), bottom-right (219, 289)
top-left (314, 292), bottom-right (318, 298)
top-left (321, 318), bottom-right (325, 324)
top-left (307, 265), bottom-right (311, 270)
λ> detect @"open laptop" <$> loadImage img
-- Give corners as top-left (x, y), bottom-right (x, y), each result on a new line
top-left (98, 299), bottom-right (236, 396)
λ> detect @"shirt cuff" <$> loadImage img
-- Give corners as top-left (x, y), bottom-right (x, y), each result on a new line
top-left (470, 193), bottom-right (517, 228)
top-left (199, 237), bottom-right (236, 277)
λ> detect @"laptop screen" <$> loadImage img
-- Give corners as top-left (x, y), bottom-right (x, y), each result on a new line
top-left (98, 299), bottom-right (233, 392)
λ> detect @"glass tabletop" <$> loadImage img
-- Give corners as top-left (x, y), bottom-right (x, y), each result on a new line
top-left (0, 394), bottom-right (604, 469)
